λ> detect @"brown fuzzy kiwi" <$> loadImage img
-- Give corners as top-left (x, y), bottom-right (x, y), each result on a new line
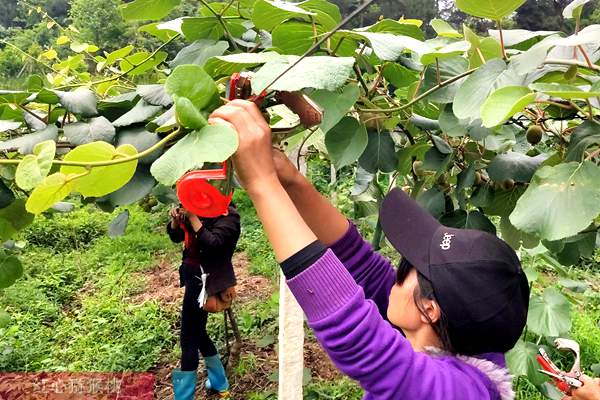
top-left (526, 125), bottom-right (544, 145)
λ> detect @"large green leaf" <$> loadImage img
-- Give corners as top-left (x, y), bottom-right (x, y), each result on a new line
top-left (487, 152), bottom-right (549, 183)
top-left (175, 97), bottom-right (208, 130)
top-left (136, 85), bottom-right (173, 107)
top-left (115, 126), bottom-right (162, 164)
top-left (325, 117), bottom-right (368, 169)
top-left (54, 89), bottom-right (98, 117)
top-left (272, 22), bottom-right (325, 55)
top-left (500, 216), bottom-right (540, 250)
top-left (0, 125), bottom-right (58, 155)
top-left (0, 181), bottom-right (14, 209)
top-left (453, 59), bottom-right (507, 121)
top-left (15, 140), bottom-right (56, 191)
top-left (510, 161), bottom-right (600, 241)
top-left (63, 116), bottom-right (116, 145)
top-left (0, 199), bottom-right (34, 232)
top-left (530, 83), bottom-right (600, 99)
top-left (120, 0), bottom-right (180, 21)
top-left (0, 90), bottom-right (30, 105)
top-left (112, 99), bottom-right (163, 128)
top-left (61, 142), bottom-right (138, 198)
top-left (104, 166), bottom-right (156, 206)
top-left (251, 56), bottom-right (355, 93)
top-left (360, 19), bottom-right (424, 40)
top-left (527, 288), bottom-right (572, 337)
top-left (566, 121), bottom-right (600, 162)
top-left (25, 172), bottom-right (77, 214)
top-left (563, 0), bottom-right (593, 19)
top-left (180, 17), bottom-right (224, 41)
top-left (165, 64), bottom-right (218, 110)
top-left (309, 84), bottom-right (360, 133)
top-left (455, 0), bottom-right (527, 20)
top-left (150, 125), bottom-right (238, 185)
top-left (431, 19), bottom-right (461, 38)
top-left (338, 31), bottom-right (430, 61)
top-left (358, 130), bottom-right (398, 173)
top-left (0, 254), bottom-right (22, 289)
top-left (419, 41), bottom-right (470, 65)
top-left (440, 210), bottom-right (497, 234)
top-left (506, 340), bottom-right (546, 386)
top-left (204, 52), bottom-right (284, 77)
top-left (481, 86), bottom-right (537, 128)
top-left (170, 40), bottom-right (229, 68)
top-left (252, 0), bottom-right (316, 31)
top-left (416, 188), bottom-right (445, 219)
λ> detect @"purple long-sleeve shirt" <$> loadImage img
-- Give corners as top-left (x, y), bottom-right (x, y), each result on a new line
top-left (286, 223), bottom-right (514, 400)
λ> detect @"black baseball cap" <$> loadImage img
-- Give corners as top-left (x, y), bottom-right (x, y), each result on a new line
top-left (380, 188), bottom-right (530, 356)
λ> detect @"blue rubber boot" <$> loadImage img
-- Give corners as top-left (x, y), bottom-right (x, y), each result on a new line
top-left (172, 369), bottom-right (197, 400)
top-left (204, 355), bottom-right (230, 397)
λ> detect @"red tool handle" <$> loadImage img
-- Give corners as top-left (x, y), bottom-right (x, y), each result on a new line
top-left (537, 355), bottom-right (570, 393)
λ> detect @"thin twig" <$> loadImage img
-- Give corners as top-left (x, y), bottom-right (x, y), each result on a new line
top-left (585, 147), bottom-right (600, 161)
top-left (18, 105), bottom-right (46, 124)
top-left (296, 128), bottom-right (319, 170)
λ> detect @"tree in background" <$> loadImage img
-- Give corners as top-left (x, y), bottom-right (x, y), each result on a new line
top-left (514, 0), bottom-right (598, 31)
top-left (69, 0), bottom-right (126, 51)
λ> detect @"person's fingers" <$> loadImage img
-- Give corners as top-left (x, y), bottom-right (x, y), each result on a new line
top-left (561, 396), bottom-right (572, 400)
top-left (228, 99), bottom-right (270, 131)
top-left (209, 104), bottom-right (254, 134)
top-left (207, 117), bottom-right (236, 131)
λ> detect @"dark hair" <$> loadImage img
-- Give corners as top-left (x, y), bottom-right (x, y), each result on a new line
top-left (396, 259), bottom-right (454, 353)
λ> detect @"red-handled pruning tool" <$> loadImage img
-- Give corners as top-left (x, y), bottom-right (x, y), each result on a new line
top-left (537, 338), bottom-right (583, 393)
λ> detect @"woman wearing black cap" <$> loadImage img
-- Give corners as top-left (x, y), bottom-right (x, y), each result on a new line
top-left (209, 100), bottom-right (530, 400)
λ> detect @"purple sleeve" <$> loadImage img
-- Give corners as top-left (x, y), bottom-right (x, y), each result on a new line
top-left (329, 222), bottom-right (396, 317)
top-left (286, 250), bottom-right (493, 400)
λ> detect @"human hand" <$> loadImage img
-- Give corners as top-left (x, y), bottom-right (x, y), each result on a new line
top-left (272, 148), bottom-right (302, 188)
top-left (208, 100), bottom-right (277, 194)
top-left (563, 376), bottom-right (600, 400)
top-left (170, 207), bottom-right (183, 228)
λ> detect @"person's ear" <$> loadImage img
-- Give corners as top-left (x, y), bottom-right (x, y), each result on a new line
top-left (419, 299), bottom-right (441, 324)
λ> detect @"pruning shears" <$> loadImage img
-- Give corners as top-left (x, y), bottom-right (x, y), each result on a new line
top-left (537, 338), bottom-right (583, 393)
top-left (174, 0), bottom-right (379, 218)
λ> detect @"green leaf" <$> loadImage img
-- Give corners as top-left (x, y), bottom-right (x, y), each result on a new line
top-left (530, 82), bottom-right (600, 99)
top-left (121, 0), bottom-right (180, 21)
top-left (120, 51), bottom-right (168, 76)
top-left (506, 340), bottom-right (546, 386)
top-left (15, 140), bottom-right (56, 191)
top-left (61, 142), bottom-right (138, 198)
top-left (383, 63), bottom-right (418, 88)
top-left (0, 90), bottom-right (30, 105)
top-left (252, 0), bottom-right (316, 31)
top-left (558, 278), bottom-right (588, 293)
top-left (108, 210), bottom-right (129, 238)
top-left (484, 186), bottom-right (526, 217)
top-left (104, 166), bottom-right (156, 206)
top-left (0, 181), bottom-right (14, 209)
top-left (26, 172), bottom-right (76, 214)
top-left (453, 59), bottom-right (507, 121)
top-left (431, 19), bottom-right (461, 38)
top-left (150, 125), bottom-right (238, 185)
top-left (251, 56), bottom-right (355, 94)
top-left (431, 135), bottom-right (452, 155)
top-left (180, 17), bottom-right (224, 41)
top-left (64, 116), bottom-right (116, 145)
top-left (500, 216), bottom-right (540, 250)
top-left (0, 199), bottom-right (33, 232)
top-left (481, 86), bottom-right (537, 128)
top-left (0, 309), bottom-right (11, 328)
top-left (455, 0), bottom-right (527, 20)
top-left (170, 40), bottom-right (229, 68)
top-left (487, 152), bottom-right (549, 183)
top-left (272, 22), bottom-right (326, 55)
top-left (325, 117), bottom-right (368, 169)
top-left (416, 188), bottom-right (445, 219)
top-left (137, 85), bottom-right (173, 107)
top-left (309, 84), bottom-right (360, 133)
top-left (165, 65), bottom-right (218, 110)
top-left (112, 99), bottom-right (163, 128)
top-left (175, 97), bottom-right (208, 130)
top-left (0, 254), bottom-right (22, 289)
top-left (0, 125), bottom-right (58, 155)
top-left (358, 130), bottom-right (398, 173)
top-left (510, 161), bottom-right (600, 241)
top-left (204, 52), bottom-right (284, 77)
top-left (115, 127), bottom-right (162, 165)
top-left (54, 89), bottom-right (98, 117)
top-left (338, 31), bottom-right (430, 61)
top-left (440, 210), bottom-right (497, 234)
top-left (420, 41), bottom-right (470, 65)
top-left (489, 29), bottom-right (558, 47)
top-left (527, 288), bottom-right (572, 337)
top-left (563, 0), bottom-right (592, 19)
top-left (566, 121), bottom-right (600, 162)
top-left (396, 143), bottom-right (430, 175)
top-left (362, 19), bottom-right (424, 40)
top-left (298, 0), bottom-right (340, 30)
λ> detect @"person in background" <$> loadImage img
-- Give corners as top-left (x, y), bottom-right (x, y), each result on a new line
top-left (167, 205), bottom-right (240, 400)
top-left (564, 376), bottom-right (600, 400)
top-left (207, 100), bottom-right (531, 400)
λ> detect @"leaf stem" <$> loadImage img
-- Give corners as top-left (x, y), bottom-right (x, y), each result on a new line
top-left (198, 0), bottom-right (240, 51)
top-left (543, 59), bottom-right (600, 72)
top-left (359, 68), bottom-right (477, 113)
top-left (0, 128), bottom-right (182, 167)
top-left (497, 20), bottom-right (507, 60)
top-left (18, 104), bottom-right (46, 124)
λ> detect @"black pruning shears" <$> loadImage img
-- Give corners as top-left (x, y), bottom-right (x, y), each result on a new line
top-left (537, 338), bottom-right (583, 393)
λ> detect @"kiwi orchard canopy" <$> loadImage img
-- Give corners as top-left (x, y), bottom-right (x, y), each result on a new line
top-left (0, 0), bottom-right (600, 397)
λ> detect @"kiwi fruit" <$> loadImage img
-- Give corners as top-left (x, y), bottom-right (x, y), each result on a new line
top-left (526, 125), bottom-right (544, 145)
top-left (412, 160), bottom-right (425, 177)
top-left (501, 179), bottom-right (515, 191)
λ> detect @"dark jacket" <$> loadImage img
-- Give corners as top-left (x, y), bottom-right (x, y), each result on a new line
top-left (167, 205), bottom-right (241, 296)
